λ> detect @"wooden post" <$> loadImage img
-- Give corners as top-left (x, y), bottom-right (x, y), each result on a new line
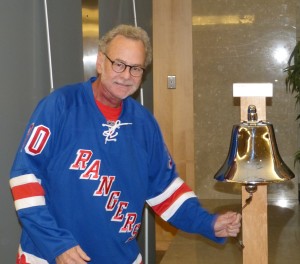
top-left (240, 97), bottom-right (268, 264)
top-left (233, 83), bottom-right (272, 264)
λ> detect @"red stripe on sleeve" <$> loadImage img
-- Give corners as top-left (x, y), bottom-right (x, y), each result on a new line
top-left (151, 183), bottom-right (192, 216)
top-left (11, 182), bottom-right (45, 200)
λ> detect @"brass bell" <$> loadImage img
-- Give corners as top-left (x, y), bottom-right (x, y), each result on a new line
top-left (214, 105), bottom-right (295, 193)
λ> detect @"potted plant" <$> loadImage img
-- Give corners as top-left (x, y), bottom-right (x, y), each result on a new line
top-left (283, 40), bottom-right (300, 164)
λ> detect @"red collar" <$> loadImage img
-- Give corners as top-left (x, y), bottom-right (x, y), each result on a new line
top-left (95, 99), bottom-right (122, 121)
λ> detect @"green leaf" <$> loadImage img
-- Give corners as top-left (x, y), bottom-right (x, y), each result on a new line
top-left (284, 41), bottom-right (300, 165)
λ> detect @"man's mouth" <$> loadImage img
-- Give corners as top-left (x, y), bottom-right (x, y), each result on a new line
top-left (115, 82), bottom-right (132, 88)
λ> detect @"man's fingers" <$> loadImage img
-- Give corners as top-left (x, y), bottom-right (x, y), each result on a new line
top-left (56, 246), bottom-right (91, 264)
top-left (76, 246), bottom-right (91, 261)
top-left (214, 211), bottom-right (242, 238)
top-left (233, 213), bottom-right (242, 224)
top-left (227, 213), bottom-right (242, 237)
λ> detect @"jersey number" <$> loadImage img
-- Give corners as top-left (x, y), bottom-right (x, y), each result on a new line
top-left (25, 125), bottom-right (51, 155)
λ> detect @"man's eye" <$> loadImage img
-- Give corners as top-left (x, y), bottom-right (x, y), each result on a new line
top-left (114, 62), bottom-right (124, 68)
top-left (132, 67), bottom-right (142, 72)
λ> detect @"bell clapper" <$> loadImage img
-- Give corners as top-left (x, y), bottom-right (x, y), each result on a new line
top-left (235, 195), bottom-right (252, 249)
top-left (242, 183), bottom-right (257, 209)
top-left (242, 193), bottom-right (253, 210)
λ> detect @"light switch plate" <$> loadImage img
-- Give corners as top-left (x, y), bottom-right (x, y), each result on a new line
top-left (168, 75), bottom-right (176, 89)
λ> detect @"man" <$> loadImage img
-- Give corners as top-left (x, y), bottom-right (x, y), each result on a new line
top-left (10, 24), bottom-right (241, 264)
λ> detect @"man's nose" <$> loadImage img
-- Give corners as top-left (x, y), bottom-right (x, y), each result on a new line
top-left (120, 65), bottom-right (132, 78)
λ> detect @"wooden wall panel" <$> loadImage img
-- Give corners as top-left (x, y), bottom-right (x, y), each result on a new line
top-left (153, 0), bottom-right (194, 251)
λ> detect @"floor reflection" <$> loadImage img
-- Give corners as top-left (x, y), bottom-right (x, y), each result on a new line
top-left (160, 199), bottom-right (299, 264)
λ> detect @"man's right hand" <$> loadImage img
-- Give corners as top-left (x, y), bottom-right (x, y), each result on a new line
top-left (56, 245), bottom-right (91, 264)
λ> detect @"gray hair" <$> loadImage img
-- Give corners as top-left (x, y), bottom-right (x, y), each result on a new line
top-left (98, 24), bottom-right (152, 67)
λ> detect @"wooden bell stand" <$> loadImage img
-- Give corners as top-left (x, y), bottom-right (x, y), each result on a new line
top-left (233, 83), bottom-right (273, 264)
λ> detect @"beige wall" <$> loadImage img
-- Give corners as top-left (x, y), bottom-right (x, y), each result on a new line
top-left (153, 0), bottom-right (194, 190)
top-left (193, 0), bottom-right (299, 200)
top-left (153, 0), bottom-right (299, 251)
top-left (153, 0), bottom-right (194, 250)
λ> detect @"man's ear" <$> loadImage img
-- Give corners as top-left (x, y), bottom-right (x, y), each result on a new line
top-left (96, 52), bottom-right (104, 74)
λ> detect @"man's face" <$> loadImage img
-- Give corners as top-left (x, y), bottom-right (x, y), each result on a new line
top-left (96, 35), bottom-right (146, 102)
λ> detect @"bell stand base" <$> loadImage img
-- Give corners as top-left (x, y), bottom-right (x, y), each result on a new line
top-left (240, 96), bottom-right (268, 264)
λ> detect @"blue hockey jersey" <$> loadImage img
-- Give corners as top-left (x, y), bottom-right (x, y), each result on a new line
top-left (10, 78), bottom-right (224, 264)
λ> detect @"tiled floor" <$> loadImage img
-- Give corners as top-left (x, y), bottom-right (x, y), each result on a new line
top-left (158, 199), bottom-right (299, 264)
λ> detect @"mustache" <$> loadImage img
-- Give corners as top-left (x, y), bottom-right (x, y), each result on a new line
top-left (114, 80), bottom-right (135, 86)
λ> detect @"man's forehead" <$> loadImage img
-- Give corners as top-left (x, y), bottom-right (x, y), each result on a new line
top-left (106, 36), bottom-right (146, 62)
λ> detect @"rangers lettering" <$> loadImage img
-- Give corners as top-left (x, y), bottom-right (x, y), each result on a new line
top-left (111, 201), bottom-right (129, 222)
top-left (131, 223), bottom-right (141, 237)
top-left (93, 176), bottom-right (115, 196)
top-left (25, 125), bottom-right (51, 155)
top-left (120, 213), bottom-right (137, 232)
top-left (69, 149), bottom-right (141, 237)
top-left (126, 223), bottom-right (141, 242)
top-left (80, 159), bottom-right (101, 180)
top-left (105, 191), bottom-right (121, 211)
top-left (70, 149), bottom-right (93, 170)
